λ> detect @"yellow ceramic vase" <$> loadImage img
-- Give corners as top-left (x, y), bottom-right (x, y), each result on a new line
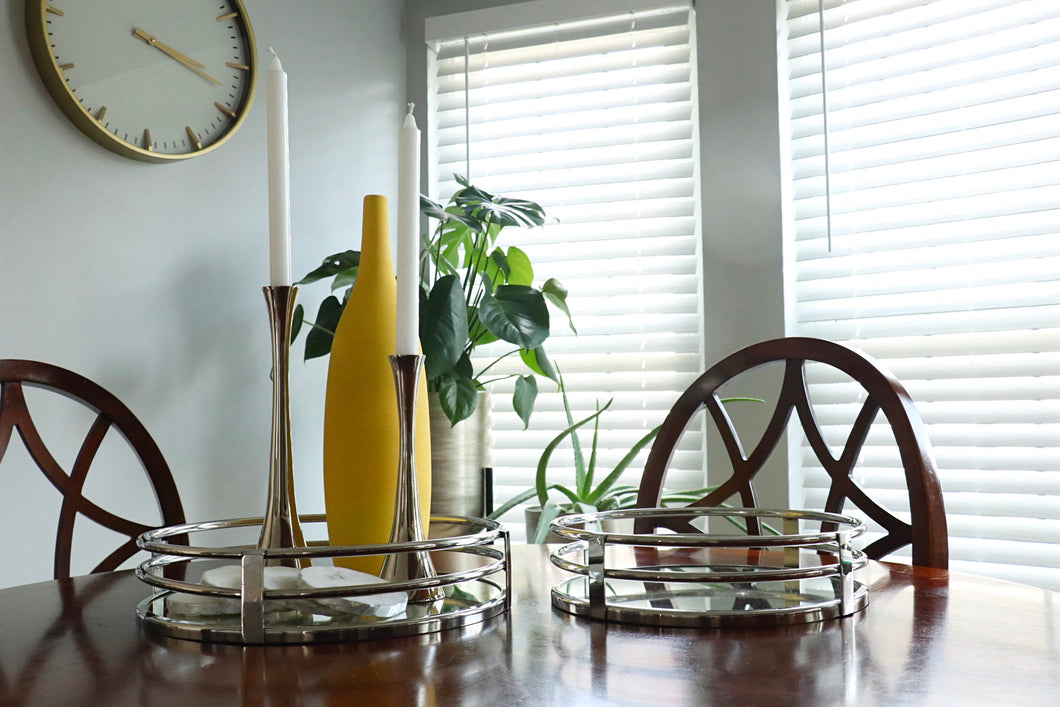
top-left (323, 195), bottom-right (432, 575)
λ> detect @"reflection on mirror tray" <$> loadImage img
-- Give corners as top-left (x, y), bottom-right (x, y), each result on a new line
top-left (144, 577), bottom-right (501, 631)
top-left (165, 565), bottom-right (408, 618)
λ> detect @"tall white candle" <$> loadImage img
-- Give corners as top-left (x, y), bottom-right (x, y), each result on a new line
top-left (267, 47), bottom-right (292, 287)
top-left (396, 103), bottom-right (421, 356)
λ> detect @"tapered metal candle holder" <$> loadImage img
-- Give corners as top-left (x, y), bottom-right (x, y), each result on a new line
top-left (258, 285), bottom-right (306, 564)
top-left (380, 354), bottom-right (444, 603)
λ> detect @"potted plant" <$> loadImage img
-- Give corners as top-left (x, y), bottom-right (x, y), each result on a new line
top-left (292, 175), bottom-right (573, 428)
top-left (292, 177), bottom-right (574, 519)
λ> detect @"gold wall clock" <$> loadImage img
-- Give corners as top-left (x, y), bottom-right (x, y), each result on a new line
top-left (26, 0), bottom-right (257, 163)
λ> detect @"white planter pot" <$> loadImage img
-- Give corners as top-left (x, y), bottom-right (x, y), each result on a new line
top-left (428, 390), bottom-right (492, 519)
top-left (523, 506), bottom-right (570, 544)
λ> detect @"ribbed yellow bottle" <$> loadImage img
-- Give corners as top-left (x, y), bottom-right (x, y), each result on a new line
top-left (323, 195), bottom-right (432, 575)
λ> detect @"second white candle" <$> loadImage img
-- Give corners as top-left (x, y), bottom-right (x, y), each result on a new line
top-left (396, 104), bottom-right (421, 356)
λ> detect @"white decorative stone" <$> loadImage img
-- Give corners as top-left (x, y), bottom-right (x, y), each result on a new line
top-left (202, 565), bottom-right (301, 591)
top-left (297, 565), bottom-right (408, 618)
top-left (180, 565), bottom-right (303, 614)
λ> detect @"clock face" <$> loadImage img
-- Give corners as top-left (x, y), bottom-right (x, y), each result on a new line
top-left (26, 0), bottom-right (257, 162)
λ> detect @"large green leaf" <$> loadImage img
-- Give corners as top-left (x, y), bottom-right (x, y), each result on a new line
top-left (542, 278), bottom-right (576, 334)
top-left (482, 197), bottom-right (546, 228)
top-left (331, 271), bottom-right (357, 292)
top-left (467, 306), bottom-right (499, 347)
top-left (505, 246), bottom-right (534, 286)
top-left (513, 375), bottom-right (538, 429)
top-left (436, 375), bottom-right (479, 426)
top-left (479, 285), bottom-right (549, 349)
top-left (421, 275), bottom-right (468, 380)
top-left (452, 352), bottom-right (474, 380)
top-left (450, 176), bottom-right (546, 229)
top-left (420, 194), bottom-right (446, 215)
top-left (291, 304), bottom-right (305, 343)
top-left (454, 193), bottom-right (545, 228)
top-left (436, 221), bottom-right (472, 275)
top-left (304, 295), bottom-right (344, 360)
top-left (421, 195), bottom-right (481, 232)
top-left (486, 248), bottom-right (511, 286)
top-left (520, 347), bottom-right (558, 382)
top-left (297, 251), bottom-right (360, 285)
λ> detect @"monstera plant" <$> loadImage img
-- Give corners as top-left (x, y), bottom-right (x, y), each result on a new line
top-left (292, 176), bottom-right (574, 428)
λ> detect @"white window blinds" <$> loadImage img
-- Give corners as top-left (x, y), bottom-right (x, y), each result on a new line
top-left (781, 0), bottom-right (1060, 590)
top-left (426, 2), bottom-right (703, 539)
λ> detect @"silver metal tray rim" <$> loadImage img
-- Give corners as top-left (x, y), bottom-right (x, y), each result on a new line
top-left (547, 507), bottom-right (869, 628)
top-left (134, 515), bottom-right (511, 645)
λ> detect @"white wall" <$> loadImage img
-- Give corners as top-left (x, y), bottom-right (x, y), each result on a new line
top-left (0, 0), bottom-right (406, 587)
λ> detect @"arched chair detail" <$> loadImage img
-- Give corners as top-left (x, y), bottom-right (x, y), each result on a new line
top-left (635, 337), bottom-right (948, 569)
top-left (0, 359), bottom-right (185, 579)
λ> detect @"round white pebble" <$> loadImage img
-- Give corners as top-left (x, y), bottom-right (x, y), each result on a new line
top-left (297, 566), bottom-right (407, 618)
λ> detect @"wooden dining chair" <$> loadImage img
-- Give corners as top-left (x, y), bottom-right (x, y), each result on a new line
top-left (635, 337), bottom-right (948, 569)
top-left (0, 359), bottom-right (185, 579)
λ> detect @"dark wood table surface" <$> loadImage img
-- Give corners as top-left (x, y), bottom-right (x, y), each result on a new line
top-left (0, 543), bottom-right (1057, 706)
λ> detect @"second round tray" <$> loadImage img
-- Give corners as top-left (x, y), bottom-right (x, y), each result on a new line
top-left (548, 507), bottom-right (869, 628)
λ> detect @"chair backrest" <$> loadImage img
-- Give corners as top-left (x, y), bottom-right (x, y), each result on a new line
top-left (635, 337), bottom-right (948, 569)
top-left (0, 359), bottom-right (185, 579)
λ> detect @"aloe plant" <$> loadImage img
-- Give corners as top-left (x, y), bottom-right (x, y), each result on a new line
top-left (488, 373), bottom-right (715, 543)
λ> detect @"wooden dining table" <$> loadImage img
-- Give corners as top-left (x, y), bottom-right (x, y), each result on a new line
top-left (0, 543), bottom-right (1057, 706)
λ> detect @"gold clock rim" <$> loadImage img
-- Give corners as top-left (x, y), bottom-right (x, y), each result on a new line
top-left (25, 0), bottom-right (258, 164)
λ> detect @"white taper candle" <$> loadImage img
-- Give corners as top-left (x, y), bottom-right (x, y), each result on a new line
top-left (267, 47), bottom-right (292, 287)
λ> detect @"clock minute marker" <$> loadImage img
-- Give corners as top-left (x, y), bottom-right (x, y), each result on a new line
top-left (214, 102), bottom-right (237, 119)
top-left (186, 126), bottom-right (202, 151)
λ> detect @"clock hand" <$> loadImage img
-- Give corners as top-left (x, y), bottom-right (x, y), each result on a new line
top-left (132, 28), bottom-right (223, 87)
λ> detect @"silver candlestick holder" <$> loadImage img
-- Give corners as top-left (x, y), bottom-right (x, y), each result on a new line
top-left (380, 353), bottom-right (444, 603)
top-left (258, 285), bottom-right (306, 564)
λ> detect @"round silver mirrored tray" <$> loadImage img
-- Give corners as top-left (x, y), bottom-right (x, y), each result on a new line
top-left (548, 507), bottom-right (869, 628)
top-left (135, 515), bottom-right (510, 644)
